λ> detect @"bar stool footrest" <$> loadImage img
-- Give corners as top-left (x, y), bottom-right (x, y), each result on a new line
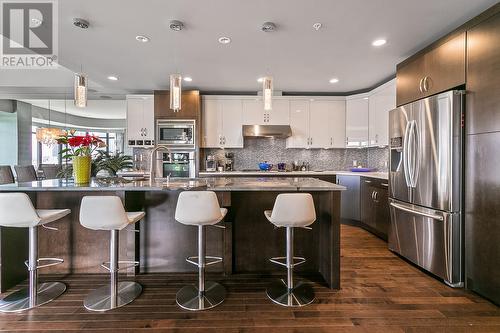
top-left (269, 256), bottom-right (306, 268)
top-left (186, 256), bottom-right (223, 267)
top-left (101, 260), bottom-right (139, 272)
top-left (24, 257), bottom-right (64, 270)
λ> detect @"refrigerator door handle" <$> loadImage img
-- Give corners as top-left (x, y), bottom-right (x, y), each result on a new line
top-left (389, 202), bottom-right (444, 221)
top-left (402, 121), bottom-right (412, 187)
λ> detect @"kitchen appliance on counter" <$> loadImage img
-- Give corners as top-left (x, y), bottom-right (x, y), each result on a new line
top-left (224, 152), bottom-right (234, 171)
top-left (388, 90), bottom-right (464, 287)
top-left (156, 119), bottom-right (195, 149)
top-left (205, 155), bottom-right (216, 172)
top-left (162, 151), bottom-right (196, 178)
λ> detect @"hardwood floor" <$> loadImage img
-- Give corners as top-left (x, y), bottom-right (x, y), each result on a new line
top-left (0, 225), bottom-right (498, 332)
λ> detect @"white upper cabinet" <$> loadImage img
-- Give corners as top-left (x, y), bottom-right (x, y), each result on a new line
top-left (126, 95), bottom-right (154, 146)
top-left (368, 79), bottom-right (396, 147)
top-left (346, 95), bottom-right (369, 148)
top-left (202, 97), bottom-right (243, 148)
top-left (242, 98), bottom-right (289, 125)
top-left (221, 99), bottom-right (244, 148)
top-left (309, 100), bottom-right (346, 148)
top-left (287, 99), bottom-right (345, 149)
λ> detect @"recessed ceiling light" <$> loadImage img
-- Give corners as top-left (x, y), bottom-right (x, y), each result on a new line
top-left (329, 78), bottom-right (339, 84)
top-left (107, 75), bottom-right (118, 81)
top-left (183, 77), bottom-right (192, 82)
top-left (218, 36), bottom-right (231, 44)
top-left (73, 18), bottom-right (89, 29)
top-left (135, 35), bottom-right (150, 43)
top-left (257, 77), bottom-right (264, 83)
top-left (372, 39), bottom-right (387, 47)
top-left (313, 23), bottom-right (322, 31)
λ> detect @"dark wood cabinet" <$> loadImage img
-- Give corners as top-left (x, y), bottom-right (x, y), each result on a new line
top-left (154, 90), bottom-right (201, 120)
top-left (396, 33), bottom-right (466, 106)
top-left (360, 177), bottom-right (389, 240)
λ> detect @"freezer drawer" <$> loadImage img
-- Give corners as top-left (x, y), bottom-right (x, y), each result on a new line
top-left (388, 199), bottom-right (463, 287)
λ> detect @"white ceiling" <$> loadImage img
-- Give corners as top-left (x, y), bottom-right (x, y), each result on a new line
top-left (1, 0), bottom-right (498, 95)
top-left (22, 99), bottom-right (126, 119)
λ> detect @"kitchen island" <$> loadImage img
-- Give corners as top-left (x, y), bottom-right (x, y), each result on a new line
top-left (0, 177), bottom-right (344, 292)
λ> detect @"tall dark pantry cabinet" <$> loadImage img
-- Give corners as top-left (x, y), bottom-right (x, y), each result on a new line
top-left (465, 10), bottom-right (500, 305)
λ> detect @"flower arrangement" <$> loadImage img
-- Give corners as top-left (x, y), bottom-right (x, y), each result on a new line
top-left (57, 129), bottom-right (106, 158)
top-left (57, 130), bottom-right (106, 184)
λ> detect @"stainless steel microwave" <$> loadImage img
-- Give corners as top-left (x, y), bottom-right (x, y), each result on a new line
top-left (156, 119), bottom-right (195, 149)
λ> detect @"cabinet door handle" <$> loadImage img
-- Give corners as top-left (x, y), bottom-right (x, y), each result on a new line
top-left (381, 183), bottom-right (388, 187)
top-left (144, 128), bottom-right (147, 136)
top-left (371, 191), bottom-right (375, 200)
top-left (423, 76), bottom-right (429, 92)
top-left (419, 78), bottom-right (424, 93)
top-left (364, 180), bottom-right (372, 184)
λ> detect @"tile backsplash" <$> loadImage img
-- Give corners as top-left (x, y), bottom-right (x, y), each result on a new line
top-left (203, 138), bottom-right (389, 172)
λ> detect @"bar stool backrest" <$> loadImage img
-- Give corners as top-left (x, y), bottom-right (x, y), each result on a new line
top-left (175, 191), bottom-right (224, 226)
top-left (39, 164), bottom-right (62, 179)
top-left (0, 165), bottom-right (15, 185)
top-left (270, 193), bottom-right (316, 227)
top-left (79, 196), bottom-right (129, 230)
top-left (0, 193), bottom-right (40, 227)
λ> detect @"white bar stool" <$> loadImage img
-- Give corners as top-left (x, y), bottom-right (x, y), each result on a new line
top-left (264, 193), bottom-right (316, 307)
top-left (0, 193), bottom-right (70, 312)
top-left (79, 196), bottom-right (145, 312)
top-left (175, 191), bottom-right (227, 311)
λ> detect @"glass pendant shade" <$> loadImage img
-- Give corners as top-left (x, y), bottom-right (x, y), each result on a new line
top-left (263, 76), bottom-right (273, 111)
top-left (74, 73), bottom-right (87, 108)
top-left (170, 74), bottom-right (182, 112)
top-left (36, 127), bottom-right (63, 146)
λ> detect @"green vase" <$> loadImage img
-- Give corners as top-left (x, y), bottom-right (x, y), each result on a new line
top-left (73, 155), bottom-right (91, 184)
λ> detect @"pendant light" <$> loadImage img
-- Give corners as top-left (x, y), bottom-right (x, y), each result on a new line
top-left (263, 76), bottom-right (273, 111)
top-left (170, 73), bottom-right (182, 112)
top-left (169, 20), bottom-right (184, 112)
top-left (261, 22), bottom-right (276, 111)
top-left (74, 72), bottom-right (87, 108)
top-left (36, 100), bottom-right (63, 146)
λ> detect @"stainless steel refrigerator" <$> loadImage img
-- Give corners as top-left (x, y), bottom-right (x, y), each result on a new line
top-left (388, 90), bottom-right (464, 287)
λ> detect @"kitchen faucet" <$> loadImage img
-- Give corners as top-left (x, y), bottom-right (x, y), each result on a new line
top-left (149, 145), bottom-right (170, 181)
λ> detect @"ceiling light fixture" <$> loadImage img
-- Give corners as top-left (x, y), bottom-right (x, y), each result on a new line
top-left (169, 20), bottom-right (184, 31)
top-left (107, 75), bottom-right (119, 81)
top-left (257, 77), bottom-right (264, 83)
top-left (183, 77), bottom-right (192, 82)
top-left (218, 36), bottom-right (231, 44)
top-left (372, 39), bottom-right (387, 47)
top-left (329, 78), bottom-right (339, 84)
top-left (170, 74), bottom-right (182, 112)
top-left (73, 18), bottom-right (89, 29)
top-left (135, 35), bottom-right (150, 43)
top-left (74, 73), bottom-right (88, 108)
top-left (263, 76), bottom-right (273, 111)
top-left (36, 100), bottom-right (63, 146)
top-left (261, 22), bottom-right (277, 32)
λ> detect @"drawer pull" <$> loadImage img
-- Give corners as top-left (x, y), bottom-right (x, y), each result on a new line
top-left (381, 183), bottom-right (388, 187)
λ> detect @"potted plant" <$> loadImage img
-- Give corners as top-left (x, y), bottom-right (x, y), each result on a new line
top-left (57, 130), bottom-right (105, 184)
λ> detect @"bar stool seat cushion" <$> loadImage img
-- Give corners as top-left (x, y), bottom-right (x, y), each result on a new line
top-left (127, 211), bottom-right (146, 224)
top-left (264, 193), bottom-right (316, 228)
top-left (0, 193), bottom-right (70, 228)
top-left (175, 191), bottom-right (227, 226)
top-left (36, 209), bottom-right (71, 225)
top-left (80, 196), bottom-right (144, 231)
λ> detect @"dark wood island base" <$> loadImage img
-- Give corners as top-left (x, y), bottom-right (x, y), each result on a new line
top-left (0, 177), bottom-right (344, 292)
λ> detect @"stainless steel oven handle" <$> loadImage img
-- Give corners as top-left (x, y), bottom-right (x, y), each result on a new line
top-left (389, 202), bottom-right (444, 221)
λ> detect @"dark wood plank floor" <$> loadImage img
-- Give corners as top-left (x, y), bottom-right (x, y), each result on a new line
top-left (1, 225), bottom-right (499, 332)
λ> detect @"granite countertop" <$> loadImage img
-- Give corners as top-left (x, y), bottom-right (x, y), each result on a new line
top-left (199, 170), bottom-right (389, 180)
top-left (0, 177), bottom-right (346, 192)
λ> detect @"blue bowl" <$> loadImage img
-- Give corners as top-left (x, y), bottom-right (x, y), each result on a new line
top-left (259, 162), bottom-right (273, 171)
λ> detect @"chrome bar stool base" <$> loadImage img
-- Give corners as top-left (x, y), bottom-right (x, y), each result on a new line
top-left (176, 281), bottom-right (226, 311)
top-left (267, 279), bottom-right (314, 307)
top-left (84, 281), bottom-right (142, 312)
top-left (0, 282), bottom-right (66, 313)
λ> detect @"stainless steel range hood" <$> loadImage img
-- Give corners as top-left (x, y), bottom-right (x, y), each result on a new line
top-left (242, 125), bottom-right (292, 138)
